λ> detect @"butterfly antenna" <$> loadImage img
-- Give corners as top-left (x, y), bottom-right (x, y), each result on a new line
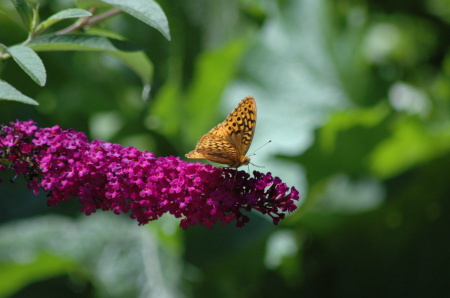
top-left (250, 162), bottom-right (265, 168)
top-left (248, 140), bottom-right (272, 157)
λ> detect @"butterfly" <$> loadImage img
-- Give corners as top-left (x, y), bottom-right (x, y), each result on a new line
top-left (186, 96), bottom-right (257, 168)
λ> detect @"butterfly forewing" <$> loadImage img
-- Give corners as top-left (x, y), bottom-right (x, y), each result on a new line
top-left (185, 96), bottom-right (257, 168)
top-left (211, 96), bottom-right (256, 156)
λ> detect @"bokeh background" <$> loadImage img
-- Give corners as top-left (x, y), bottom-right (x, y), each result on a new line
top-left (1, 0), bottom-right (450, 297)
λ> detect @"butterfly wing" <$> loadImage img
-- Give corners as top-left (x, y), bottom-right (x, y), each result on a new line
top-left (208, 96), bottom-right (257, 156)
top-left (186, 134), bottom-right (240, 165)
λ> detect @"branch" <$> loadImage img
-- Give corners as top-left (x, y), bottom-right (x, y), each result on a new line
top-left (56, 8), bottom-right (122, 35)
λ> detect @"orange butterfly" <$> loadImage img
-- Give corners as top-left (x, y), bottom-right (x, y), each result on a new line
top-left (186, 96), bottom-right (257, 168)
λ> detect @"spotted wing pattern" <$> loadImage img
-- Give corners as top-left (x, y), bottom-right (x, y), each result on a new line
top-left (186, 96), bottom-right (257, 168)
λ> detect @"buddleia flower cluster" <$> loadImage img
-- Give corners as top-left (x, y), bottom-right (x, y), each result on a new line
top-left (0, 120), bottom-right (300, 229)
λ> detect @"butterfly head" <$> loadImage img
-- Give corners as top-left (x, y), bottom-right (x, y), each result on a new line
top-left (229, 155), bottom-right (251, 168)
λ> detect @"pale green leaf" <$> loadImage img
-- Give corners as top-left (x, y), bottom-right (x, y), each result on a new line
top-left (101, 0), bottom-right (171, 40)
top-left (28, 34), bottom-right (142, 52)
top-left (7, 45), bottom-right (46, 86)
top-left (35, 8), bottom-right (92, 34)
top-left (0, 81), bottom-right (39, 105)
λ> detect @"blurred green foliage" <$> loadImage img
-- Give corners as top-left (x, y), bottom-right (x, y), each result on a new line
top-left (1, 0), bottom-right (449, 297)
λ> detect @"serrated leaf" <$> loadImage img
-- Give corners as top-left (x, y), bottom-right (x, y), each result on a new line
top-left (28, 34), bottom-right (143, 52)
top-left (0, 81), bottom-right (39, 105)
top-left (11, 0), bottom-right (34, 30)
top-left (101, 0), bottom-right (171, 40)
top-left (35, 8), bottom-right (92, 35)
top-left (7, 45), bottom-right (46, 86)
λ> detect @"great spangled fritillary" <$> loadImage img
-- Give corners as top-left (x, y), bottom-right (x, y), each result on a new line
top-left (186, 96), bottom-right (257, 168)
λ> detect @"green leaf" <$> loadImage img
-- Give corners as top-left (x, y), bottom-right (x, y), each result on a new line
top-left (0, 253), bottom-right (77, 298)
top-left (35, 8), bottom-right (92, 35)
top-left (101, 0), bottom-right (171, 40)
top-left (109, 50), bottom-right (153, 86)
top-left (320, 103), bottom-right (390, 152)
top-left (0, 81), bottom-right (39, 105)
top-left (28, 34), bottom-right (143, 52)
top-left (76, 0), bottom-right (107, 9)
top-left (0, 215), bottom-right (182, 298)
top-left (369, 118), bottom-right (450, 178)
top-left (295, 105), bottom-right (391, 185)
top-left (87, 28), bottom-right (153, 88)
top-left (150, 81), bottom-right (182, 138)
top-left (7, 45), bottom-right (46, 86)
top-left (10, 0), bottom-right (34, 30)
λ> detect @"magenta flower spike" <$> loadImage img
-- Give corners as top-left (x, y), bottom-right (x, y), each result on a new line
top-left (0, 120), bottom-right (300, 229)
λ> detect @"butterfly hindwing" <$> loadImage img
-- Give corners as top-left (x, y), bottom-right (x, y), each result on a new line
top-left (186, 134), bottom-right (240, 164)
